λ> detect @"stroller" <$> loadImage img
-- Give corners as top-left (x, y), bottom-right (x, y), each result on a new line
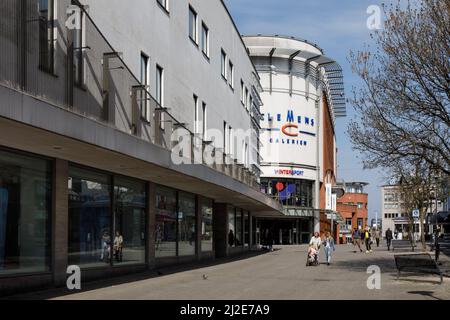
top-left (306, 246), bottom-right (319, 266)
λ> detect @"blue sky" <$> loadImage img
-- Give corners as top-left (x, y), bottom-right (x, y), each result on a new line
top-left (226, 0), bottom-right (391, 221)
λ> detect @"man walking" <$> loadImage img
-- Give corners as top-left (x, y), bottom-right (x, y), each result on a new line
top-left (385, 228), bottom-right (393, 251)
top-left (353, 228), bottom-right (363, 253)
top-left (374, 228), bottom-right (381, 247)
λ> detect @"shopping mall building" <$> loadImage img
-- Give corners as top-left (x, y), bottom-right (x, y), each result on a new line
top-left (0, 0), bottom-right (345, 295)
top-left (243, 35), bottom-right (346, 245)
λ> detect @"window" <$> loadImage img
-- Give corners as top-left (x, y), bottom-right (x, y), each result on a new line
top-left (38, 0), bottom-right (55, 73)
top-left (156, 65), bottom-right (164, 129)
top-left (194, 94), bottom-right (199, 135)
top-left (73, 3), bottom-right (85, 86)
top-left (201, 198), bottom-right (213, 252)
top-left (244, 87), bottom-right (249, 110)
top-left (357, 218), bottom-right (364, 228)
top-left (221, 49), bottom-right (227, 79)
top-left (235, 209), bottom-right (242, 246)
top-left (114, 177), bottom-right (146, 265)
top-left (229, 126), bottom-right (233, 158)
top-left (223, 121), bottom-right (228, 154)
top-left (357, 203), bottom-right (363, 209)
top-left (68, 167), bottom-right (111, 267)
top-left (0, 149), bottom-right (51, 275)
top-left (140, 53), bottom-right (150, 121)
top-left (228, 60), bottom-right (234, 88)
top-left (178, 192), bottom-right (196, 257)
top-left (201, 22), bottom-right (209, 57)
top-left (155, 186), bottom-right (177, 258)
top-left (157, 0), bottom-right (169, 12)
top-left (202, 102), bottom-right (207, 141)
top-left (156, 65), bottom-right (164, 106)
top-left (260, 178), bottom-right (314, 207)
top-left (240, 80), bottom-right (244, 104)
top-left (228, 207), bottom-right (236, 247)
top-left (244, 212), bottom-right (250, 246)
top-left (188, 6), bottom-right (198, 44)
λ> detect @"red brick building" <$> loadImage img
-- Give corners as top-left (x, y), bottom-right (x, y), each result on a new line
top-left (336, 182), bottom-right (369, 243)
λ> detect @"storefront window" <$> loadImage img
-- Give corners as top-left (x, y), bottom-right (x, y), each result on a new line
top-left (228, 206), bottom-right (236, 247)
top-left (244, 212), bottom-right (250, 246)
top-left (155, 186), bottom-right (177, 258)
top-left (178, 192), bottom-right (196, 257)
top-left (235, 209), bottom-right (242, 246)
top-left (114, 177), bottom-right (146, 265)
top-left (261, 178), bottom-right (314, 207)
top-left (201, 198), bottom-right (213, 252)
top-left (68, 167), bottom-right (111, 268)
top-left (0, 150), bottom-right (51, 275)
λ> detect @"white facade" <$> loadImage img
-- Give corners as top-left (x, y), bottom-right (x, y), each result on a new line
top-left (80, 0), bottom-right (262, 170)
top-left (244, 35), bottom-right (346, 232)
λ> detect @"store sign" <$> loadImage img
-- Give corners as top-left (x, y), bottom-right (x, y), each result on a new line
top-left (325, 184), bottom-right (332, 210)
top-left (332, 194), bottom-right (337, 211)
top-left (274, 169), bottom-right (305, 176)
top-left (264, 109), bottom-right (316, 147)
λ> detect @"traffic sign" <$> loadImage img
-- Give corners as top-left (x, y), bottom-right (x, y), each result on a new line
top-left (412, 209), bottom-right (420, 218)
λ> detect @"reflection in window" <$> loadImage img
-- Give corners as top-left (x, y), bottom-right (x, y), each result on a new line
top-left (0, 150), bottom-right (51, 275)
top-left (244, 212), bottom-right (249, 246)
top-left (201, 199), bottom-right (213, 252)
top-left (114, 178), bottom-right (146, 265)
top-left (228, 207), bottom-right (235, 247)
top-left (178, 192), bottom-right (196, 257)
top-left (38, 0), bottom-right (55, 73)
top-left (235, 209), bottom-right (242, 246)
top-left (260, 178), bottom-right (314, 207)
top-left (68, 167), bottom-right (111, 267)
top-left (155, 186), bottom-right (177, 258)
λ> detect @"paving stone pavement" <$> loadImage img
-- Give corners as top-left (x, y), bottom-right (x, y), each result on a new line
top-left (5, 244), bottom-right (450, 300)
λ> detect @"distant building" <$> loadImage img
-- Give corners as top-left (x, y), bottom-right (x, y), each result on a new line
top-left (371, 218), bottom-right (382, 229)
top-left (336, 182), bottom-right (369, 243)
top-left (381, 185), bottom-right (444, 239)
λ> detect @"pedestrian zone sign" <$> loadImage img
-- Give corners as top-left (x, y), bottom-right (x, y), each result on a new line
top-left (412, 209), bottom-right (420, 218)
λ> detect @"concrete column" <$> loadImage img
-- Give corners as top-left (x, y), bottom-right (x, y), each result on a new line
top-left (196, 196), bottom-right (202, 260)
top-left (213, 203), bottom-right (228, 258)
top-left (147, 182), bottom-right (156, 269)
top-left (52, 159), bottom-right (68, 287)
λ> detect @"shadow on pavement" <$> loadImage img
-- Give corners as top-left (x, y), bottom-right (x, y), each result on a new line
top-left (408, 291), bottom-right (443, 300)
top-left (2, 249), bottom-right (274, 300)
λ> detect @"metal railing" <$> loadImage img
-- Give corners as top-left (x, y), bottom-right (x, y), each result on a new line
top-left (0, 0), bottom-right (260, 190)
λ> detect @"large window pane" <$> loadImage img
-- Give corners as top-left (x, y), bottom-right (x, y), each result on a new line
top-left (155, 186), bottom-right (176, 258)
top-left (68, 167), bottom-right (111, 268)
top-left (235, 209), bottom-right (242, 246)
top-left (178, 192), bottom-right (196, 257)
top-left (228, 206), bottom-right (235, 247)
top-left (0, 150), bottom-right (51, 275)
top-left (114, 177), bottom-right (146, 265)
top-left (244, 212), bottom-right (249, 246)
top-left (201, 199), bottom-right (213, 252)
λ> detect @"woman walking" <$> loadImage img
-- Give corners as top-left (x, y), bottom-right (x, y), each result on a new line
top-left (323, 232), bottom-right (335, 266)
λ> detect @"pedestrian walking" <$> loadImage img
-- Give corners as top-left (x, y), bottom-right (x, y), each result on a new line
top-left (374, 228), bottom-right (381, 247)
top-left (353, 228), bottom-right (363, 253)
top-left (322, 232), bottom-right (335, 266)
top-left (364, 228), bottom-right (372, 253)
top-left (385, 228), bottom-right (393, 251)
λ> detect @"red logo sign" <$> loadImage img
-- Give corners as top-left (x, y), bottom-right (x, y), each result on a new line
top-left (281, 124), bottom-right (299, 137)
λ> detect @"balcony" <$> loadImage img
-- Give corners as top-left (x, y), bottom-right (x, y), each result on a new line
top-left (0, 0), bottom-right (260, 191)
